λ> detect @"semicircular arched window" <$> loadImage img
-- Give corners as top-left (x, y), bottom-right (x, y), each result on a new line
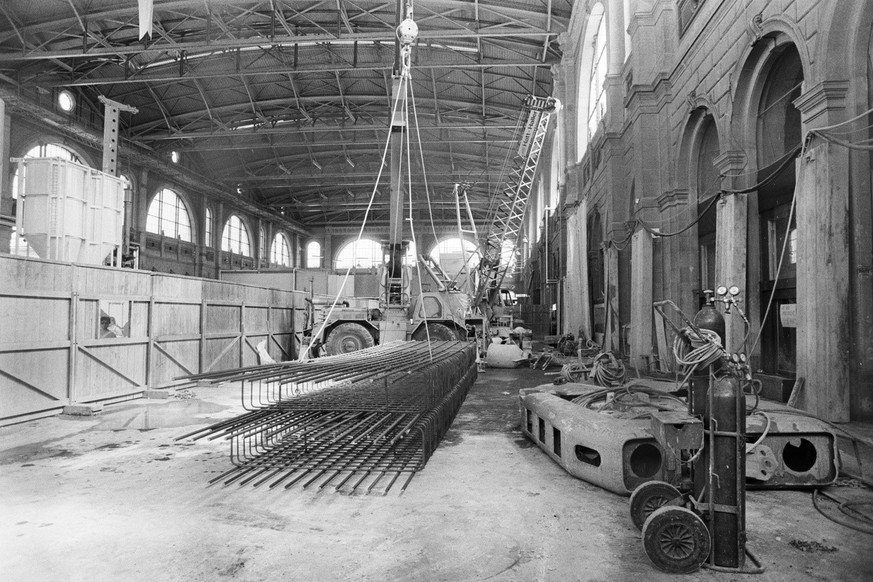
top-left (221, 214), bottom-right (251, 256)
top-left (429, 237), bottom-right (481, 276)
top-left (306, 240), bottom-right (322, 268)
top-left (335, 239), bottom-right (416, 270)
top-left (146, 188), bottom-right (193, 242)
top-left (270, 232), bottom-right (292, 267)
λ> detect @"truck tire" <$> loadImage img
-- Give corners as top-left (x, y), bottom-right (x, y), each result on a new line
top-left (411, 322), bottom-right (458, 341)
top-left (324, 323), bottom-right (375, 355)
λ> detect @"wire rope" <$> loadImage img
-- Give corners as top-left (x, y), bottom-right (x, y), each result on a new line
top-left (297, 75), bottom-right (407, 361)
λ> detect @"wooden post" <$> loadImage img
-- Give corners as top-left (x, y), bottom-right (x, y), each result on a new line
top-left (796, 143), bottom-right (850, 422)
top-left (67, 290), bottom-right (79, 404)
top-left (715, 193), bottom-right (747, 354)
top-left (199, 298), bottom-right (206, 373)
top-left (630, 229), bottom-right (653, 371)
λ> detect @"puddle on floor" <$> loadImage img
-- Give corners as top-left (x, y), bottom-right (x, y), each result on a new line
top-left (94, 400), bottom-right (229, 431)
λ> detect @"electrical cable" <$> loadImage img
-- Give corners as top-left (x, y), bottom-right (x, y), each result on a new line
top-left (673, 327), bottom-right (723, 373)
top-left (812, 488), bottom-right (873, 535)
top-left (745, 411), bottom-right (771, 454)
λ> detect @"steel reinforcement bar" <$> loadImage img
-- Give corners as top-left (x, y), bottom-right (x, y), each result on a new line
top-left (177, 341), bottom-right (477, 494)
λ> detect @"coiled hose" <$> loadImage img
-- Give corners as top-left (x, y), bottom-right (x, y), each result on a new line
top-left (673, 327), bottom-right (723, 373)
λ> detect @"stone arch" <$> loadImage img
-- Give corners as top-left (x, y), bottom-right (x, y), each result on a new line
top-left (730, 21), bottom-right (808, 173)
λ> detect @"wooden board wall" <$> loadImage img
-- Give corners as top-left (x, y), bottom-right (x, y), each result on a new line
top-left (0, 255), bottom-right (303, 426)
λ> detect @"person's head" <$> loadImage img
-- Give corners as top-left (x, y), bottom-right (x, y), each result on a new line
top-left (100, 316), bottom-right (114, 329)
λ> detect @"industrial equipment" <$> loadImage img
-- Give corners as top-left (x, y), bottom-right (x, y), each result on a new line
top-left (520, 286), bottom-right (839, 573)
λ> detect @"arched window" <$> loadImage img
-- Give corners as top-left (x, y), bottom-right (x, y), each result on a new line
top-left (146, 188), bottom-right (192, 241)
top-left (204, 207), bottom-right (213, 247)
top-left (11, 143), bottom-right (82, 200)
top-left (335, 239), bottom-right (416, 270)
top-left (430, 238), bottom-right (480, 275)
top-left (697, 117), bottom-right (720, 201)
top-left (271, 232), bottom-right (292, 267)
top-left (577, 3), bottom-right (608, 160)
top-left (695, 116), bottom-right (720, 296)
top-left (306, 240), bottom-right (322, 268)
top-left (336, 239), bottom-right (382, 269)
top-left (221, 214), bottom-right (251, 256)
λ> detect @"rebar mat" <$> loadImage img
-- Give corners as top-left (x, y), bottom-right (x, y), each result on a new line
top-left (176, 341), bottom-right (477, 494)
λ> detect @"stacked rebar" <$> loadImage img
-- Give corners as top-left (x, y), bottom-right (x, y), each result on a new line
top-left (177, 341), bottom-right (477, 494)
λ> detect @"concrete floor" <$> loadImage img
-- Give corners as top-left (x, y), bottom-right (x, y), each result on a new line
top-left (1, 366), bottom-right (872, 581)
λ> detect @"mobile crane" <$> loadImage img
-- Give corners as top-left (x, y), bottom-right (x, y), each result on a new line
top-left (301, 4), bottom-right (557, 358)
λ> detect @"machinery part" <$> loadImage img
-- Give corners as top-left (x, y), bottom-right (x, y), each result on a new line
top-left (642, 506), bottom-right (711, 574)
top-left (486, 342), bottom-right (525, 368)
top-left (519, 383), bottom-right (680, 495)
top-left (745, 411), bottom-right (839, 488)
top-left (629, 481), bottom-right (683, 530)
top-left (324, 322), bottom-right (375, 355)
top-left (745, 445), bottom-right (778, 482)
top-left (702, 374), bottom-right (745, 569)
top-left (411, 322), bottom-right (458, 341)
top-left (177, 341), bottom-right (477, 494)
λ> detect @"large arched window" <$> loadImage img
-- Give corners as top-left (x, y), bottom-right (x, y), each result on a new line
top-left (335, 239), bottom-right (416, 270)
top-left (271, 232), bottom-right (292, 267)
top-left (146, 188), bottom-right (192, 241)
top-left (221, 214), bottom-right (251, 256)
top-left (306, 240), bottom-right (322, 268)
top-left (695, 115), bottom-right (720, 296)
top-left (430, 237), bottom-right (480, 275)
top-left (577, 3), bottom-right (608, 160)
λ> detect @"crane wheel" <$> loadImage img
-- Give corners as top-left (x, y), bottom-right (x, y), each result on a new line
top-left (411, 322), bottom-right (458, 341)
top-left (324, 323), bottom-right (375, 356)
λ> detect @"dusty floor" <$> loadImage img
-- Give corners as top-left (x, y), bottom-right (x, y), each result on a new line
top-left (1, 366), bottom-right (872, 582)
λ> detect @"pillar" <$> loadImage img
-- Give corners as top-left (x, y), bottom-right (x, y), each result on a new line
top-left (714, 193), bottom-right (747, 354)
top-left (794, 143), bottom-right (851, 422)
top-left (629, 229), bottom-right (653, 371)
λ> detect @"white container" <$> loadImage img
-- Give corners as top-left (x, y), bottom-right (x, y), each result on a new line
top-left (15, 157), bottom-right (90, 262)
top-left (14, 158), bottom-right (124, 266)
top-left (79, 170), bottom-right (124, 265)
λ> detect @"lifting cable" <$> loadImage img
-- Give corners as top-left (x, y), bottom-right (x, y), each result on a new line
top-left (297, 74), bottom-right (408, 361)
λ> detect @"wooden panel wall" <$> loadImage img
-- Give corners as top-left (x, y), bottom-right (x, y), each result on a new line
top-left (0, 255), bottom-right (302, 426)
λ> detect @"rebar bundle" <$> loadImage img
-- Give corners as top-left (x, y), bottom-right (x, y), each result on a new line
top-left (176, 341), bottom-right (477, 494)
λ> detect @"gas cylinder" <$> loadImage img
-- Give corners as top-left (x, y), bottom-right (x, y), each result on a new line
top-left (703, 374), bottom-right (746, 568)
top-left (693, 289), bottom-right (725, 346)
top-left (689, 290), bottom-right (726, 416)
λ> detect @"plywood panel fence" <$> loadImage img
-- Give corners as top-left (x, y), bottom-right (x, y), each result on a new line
top-left (0, 255), bottom-right (303, 426)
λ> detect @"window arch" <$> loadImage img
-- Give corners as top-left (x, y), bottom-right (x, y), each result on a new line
top-left (271, 232), bottom-right (292, 267)
top-left (576, 3), bottom-right (608, 161)
top-left (335, 239), bottom-right (416, 270)
top-left (146, 188), bottom-right (192, 241)
top-left (430, 237), bottom-right (480, 275)
top-left (306, 240), bottom-right (322, 268)
top-left (696, 117), bottom-right (720, 201)
top-left (221, 214), bottom-right (251, 256)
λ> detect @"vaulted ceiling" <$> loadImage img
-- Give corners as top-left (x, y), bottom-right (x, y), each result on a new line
top-left (0, 0), bottom-right (571, 231)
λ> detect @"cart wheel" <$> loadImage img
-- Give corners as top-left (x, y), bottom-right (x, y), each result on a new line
top-left (641, 506), bottom-right (710, 574)
top-left (629, 481), bottom-right (682, 530)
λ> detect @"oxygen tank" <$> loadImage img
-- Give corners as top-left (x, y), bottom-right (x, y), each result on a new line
top-left (704, 373), bottom-right (746, 568)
